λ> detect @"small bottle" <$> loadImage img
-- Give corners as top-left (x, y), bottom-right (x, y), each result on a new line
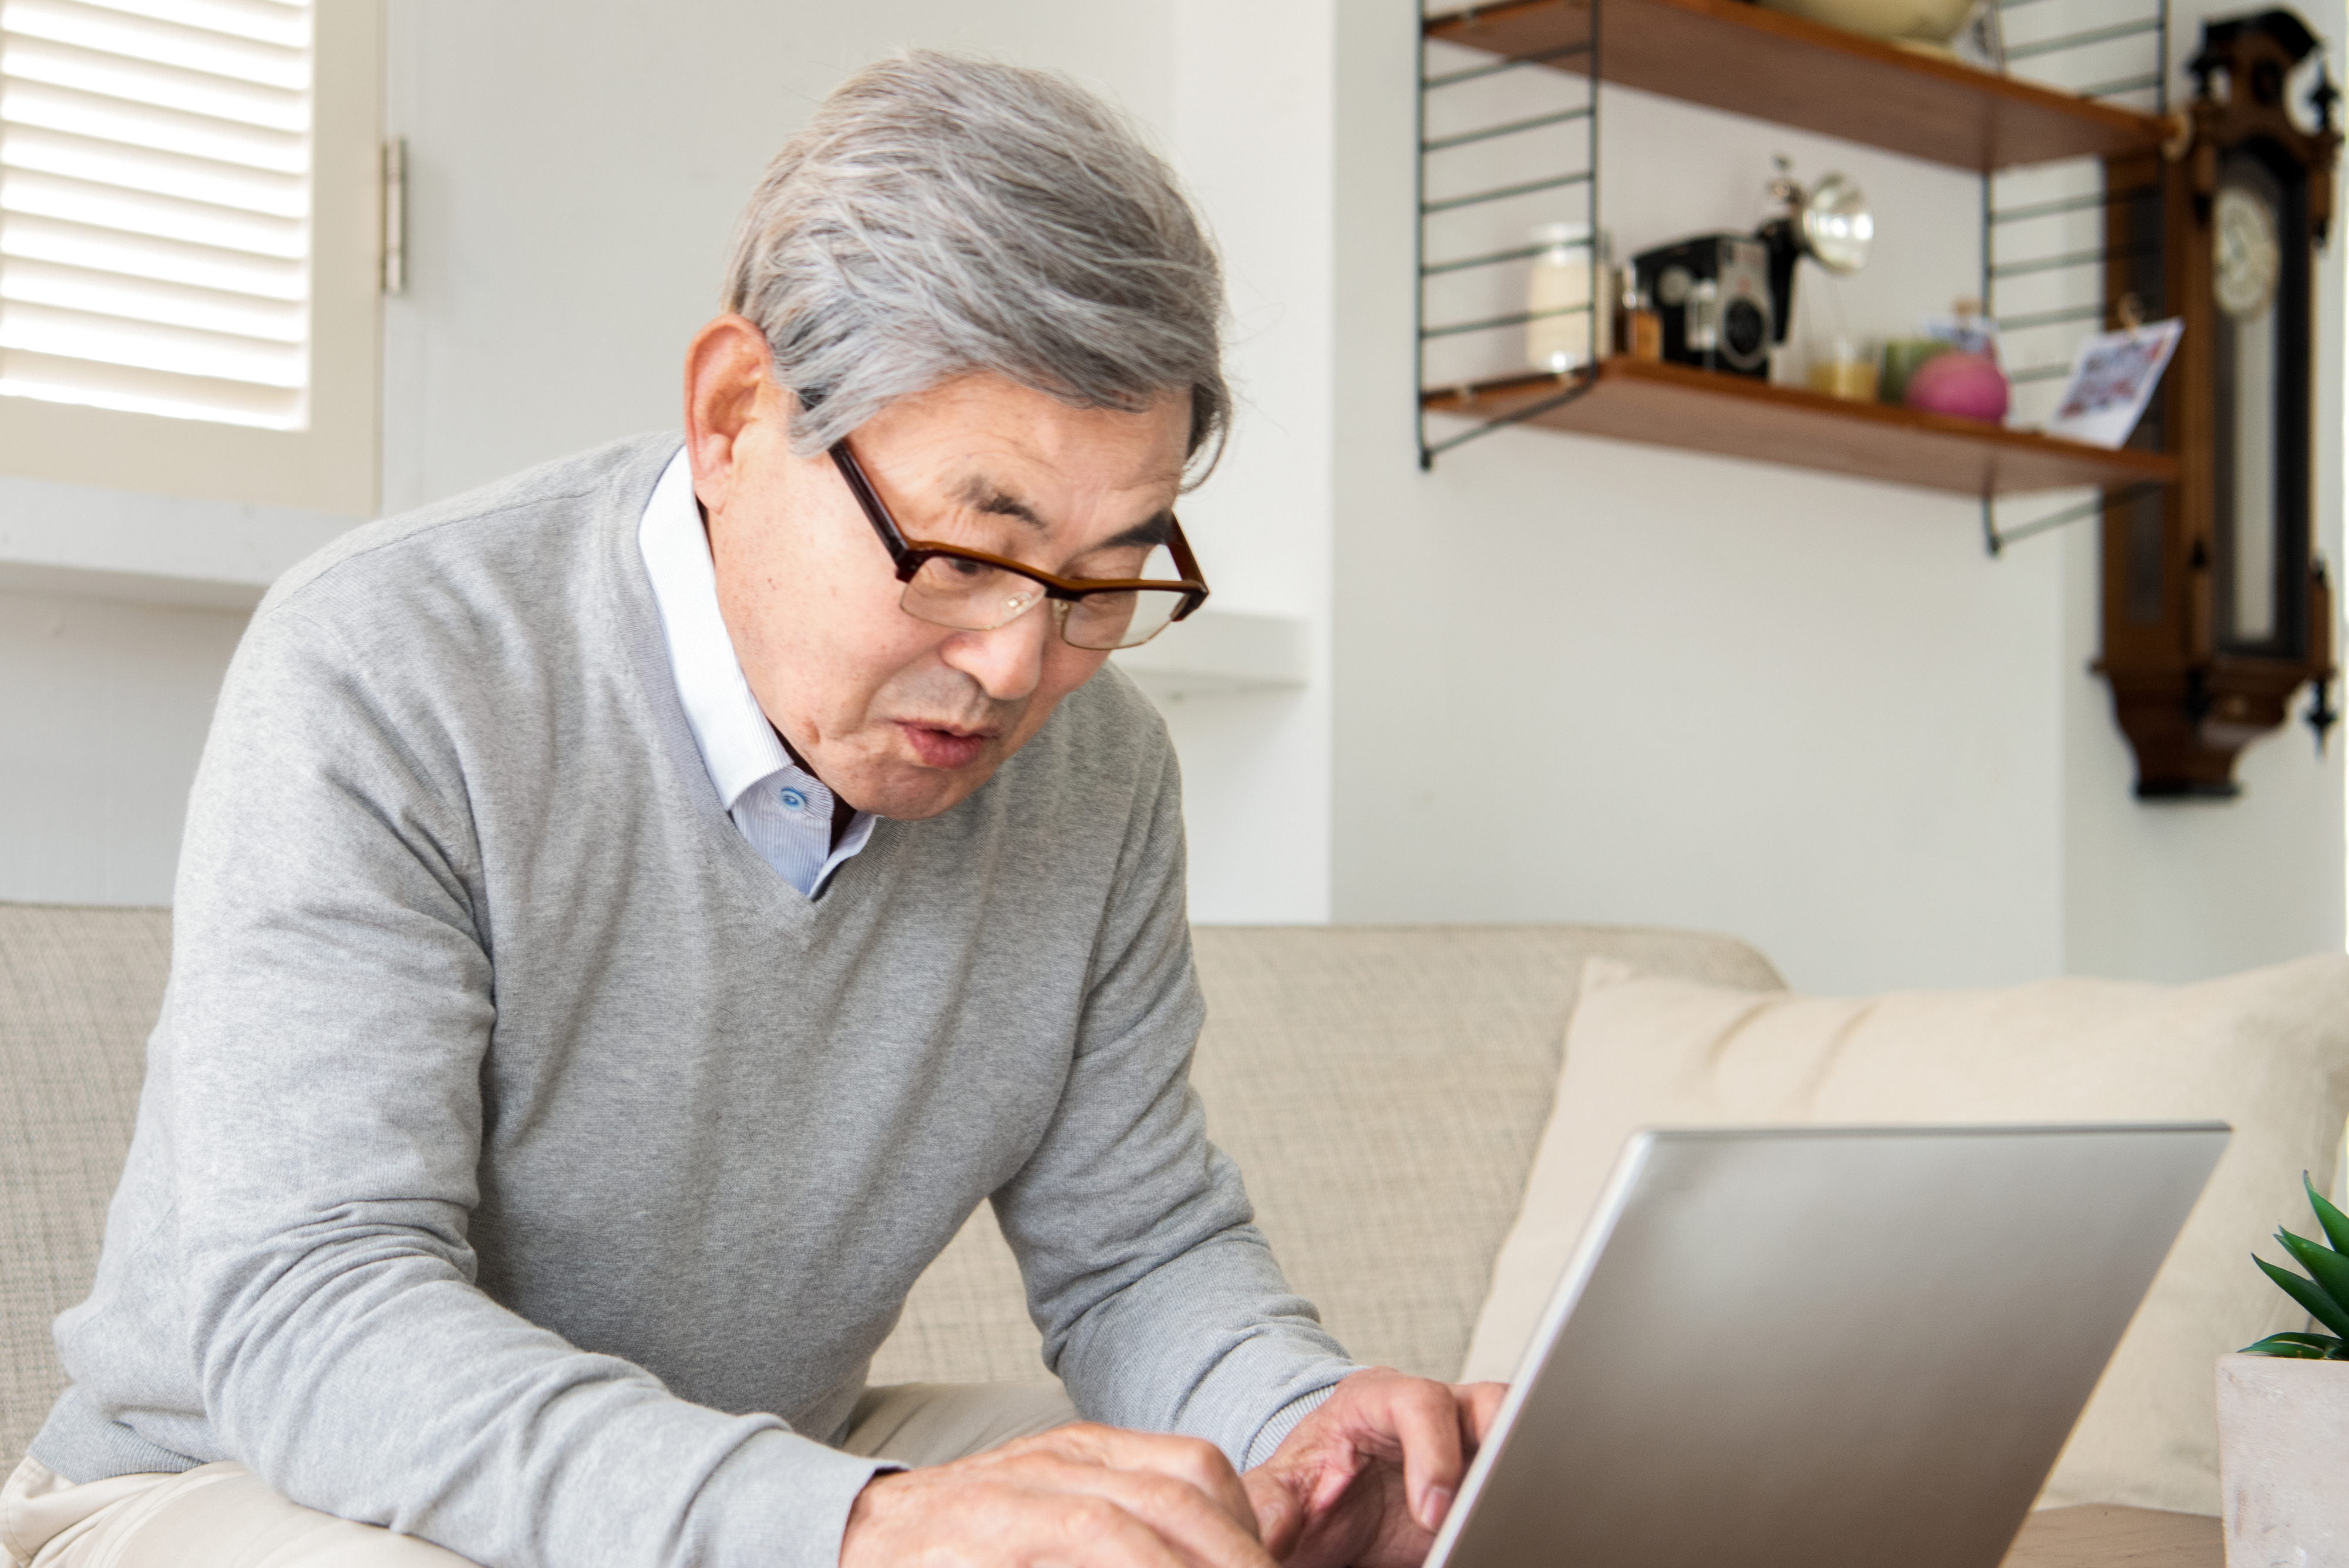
top-left (1950, 297), bottom-right (1991, 358)
top-left (1626, 286), bottom-right (1663, 362)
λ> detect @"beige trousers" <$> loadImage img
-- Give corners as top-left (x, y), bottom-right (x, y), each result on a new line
top-left (1, 1382), bottom-right (1078, 1568)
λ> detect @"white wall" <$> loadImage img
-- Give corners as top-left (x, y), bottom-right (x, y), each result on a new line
top-left (1157, 0), bottom-right (1338, 921)
top-left (0, 478), bottom-right (351, 905)
top-left (0, 586), bottom-right (247, 905)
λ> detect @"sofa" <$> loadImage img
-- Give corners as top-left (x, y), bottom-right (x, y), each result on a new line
top-left (8, 897), bottom-right (2347, 1526)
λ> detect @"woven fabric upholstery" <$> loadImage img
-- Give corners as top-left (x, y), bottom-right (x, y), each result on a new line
top-left (0, 903), bottom-right (171, 1466)
top-left (869, 924), bottom-right (1784, 1388)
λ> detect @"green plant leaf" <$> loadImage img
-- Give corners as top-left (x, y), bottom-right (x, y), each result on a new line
top-left (2227, 1333), bottom-right (2340, 1352)
top-left (2304, 1173), bottom-right (2349, 1255)
top-left (2275, 1228), bottom-right (2349, 1318)
top-left (2257, 1253), bottom-right (2349, 1339)
top-left (2240, 1332), bottom-right (2344, 1358)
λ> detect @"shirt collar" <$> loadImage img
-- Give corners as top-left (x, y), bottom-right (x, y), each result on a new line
top-left (637, 446), bottom-right (805, 812)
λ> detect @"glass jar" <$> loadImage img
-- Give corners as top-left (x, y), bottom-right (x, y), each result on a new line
top-left (1526, 222), bottom-right (1612, 373)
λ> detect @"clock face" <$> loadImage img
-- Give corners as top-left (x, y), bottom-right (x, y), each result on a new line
top-left (2214, 183), bottom-right (2282, 319)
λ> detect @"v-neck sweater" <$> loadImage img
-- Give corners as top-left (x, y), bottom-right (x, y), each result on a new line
top-left (32, 433), bottom-right (1353, 1568)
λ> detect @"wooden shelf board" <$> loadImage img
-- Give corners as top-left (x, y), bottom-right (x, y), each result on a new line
top-left (1422, 359), bottom-right (2179, 496)
top-left (1424, 0), bottom-right (2166, 171)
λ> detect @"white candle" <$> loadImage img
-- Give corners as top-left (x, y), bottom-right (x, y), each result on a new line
top-left (1527, 223), bottom-right (1610, 372)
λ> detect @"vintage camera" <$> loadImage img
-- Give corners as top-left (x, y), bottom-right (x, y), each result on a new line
top-left (1630, 234), bottom-right (1773, 379)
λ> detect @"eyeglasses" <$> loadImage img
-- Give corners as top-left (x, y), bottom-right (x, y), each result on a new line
top-left (829, 439), bottom-right (1209, 651)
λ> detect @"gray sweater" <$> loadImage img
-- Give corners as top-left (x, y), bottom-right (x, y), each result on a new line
top-left (35, 435), bottom-right (1352, 1568)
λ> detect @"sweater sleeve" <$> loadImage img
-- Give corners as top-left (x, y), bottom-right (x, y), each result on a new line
top-left (164, 607), bottom-right (884, 1568)
top-left (988, 728), bottom-right (1358, 1470)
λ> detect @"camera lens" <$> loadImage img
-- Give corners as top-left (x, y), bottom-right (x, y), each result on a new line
top-left (1724, 298), bottom-right (1766, 362)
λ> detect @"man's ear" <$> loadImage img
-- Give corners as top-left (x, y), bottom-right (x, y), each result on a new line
top-left (682, 315), bottom-right (788, 512)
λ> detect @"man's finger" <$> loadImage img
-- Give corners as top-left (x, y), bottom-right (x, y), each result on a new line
top-left (1242, 1465), bottom-right (1306, 1561)
top-left (1384, 1381), bottom-right (1468, 1533)
top-left (1455, 1381), bottom-right (1510, 1445)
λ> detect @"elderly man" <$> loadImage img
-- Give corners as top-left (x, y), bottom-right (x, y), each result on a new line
top-left (3, 52), bottom-right (1501, 1568)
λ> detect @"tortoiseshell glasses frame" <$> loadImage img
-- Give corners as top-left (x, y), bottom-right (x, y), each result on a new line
top-left (827, 439), bottom-right (1210, 651)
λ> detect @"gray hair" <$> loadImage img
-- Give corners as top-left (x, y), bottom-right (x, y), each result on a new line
top-left (721, 52), bottom-right (1229, 481)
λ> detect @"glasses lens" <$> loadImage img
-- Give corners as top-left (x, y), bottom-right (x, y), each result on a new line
top-left (903, 555), bottom-right (1045, 631)
top-left (1065, 539), bottom-right (1188, 650)
top-left (1061, 588), bottom-right (1187, 650)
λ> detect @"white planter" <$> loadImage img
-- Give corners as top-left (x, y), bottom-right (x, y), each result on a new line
top-left (2217, 1353), bottom-right (2349, 1565)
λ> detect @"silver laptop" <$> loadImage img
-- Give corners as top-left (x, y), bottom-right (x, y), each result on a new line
top-left (1429, 1122), bottom-right (2228, 1568)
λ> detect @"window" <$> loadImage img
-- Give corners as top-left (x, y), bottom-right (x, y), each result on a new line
top-left (0, 0), bottom-right (380, 515)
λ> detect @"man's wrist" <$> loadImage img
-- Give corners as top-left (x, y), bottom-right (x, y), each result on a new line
top-left (1243, 1381), bottom-right (1345, 1471)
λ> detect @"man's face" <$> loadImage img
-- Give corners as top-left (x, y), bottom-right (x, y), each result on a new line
top-left (685, 318), bottom-right (1191, 820)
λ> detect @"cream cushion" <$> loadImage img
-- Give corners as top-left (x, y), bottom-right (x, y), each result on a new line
top-left (1462, 955), bottom-right (2349, 1516)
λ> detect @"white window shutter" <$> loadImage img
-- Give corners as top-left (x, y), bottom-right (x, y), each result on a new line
top-left (0, 0), bottom-right (314, 430)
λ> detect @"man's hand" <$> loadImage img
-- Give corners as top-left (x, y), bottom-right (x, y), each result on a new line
top-left (842, 1423), bottom-right (1274, 1568)
top-left (1242, 1369), bottom-right (1509, 1568)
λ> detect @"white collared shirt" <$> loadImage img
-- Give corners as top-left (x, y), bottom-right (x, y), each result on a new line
top-left (639, 449), bottom-right (876, 897)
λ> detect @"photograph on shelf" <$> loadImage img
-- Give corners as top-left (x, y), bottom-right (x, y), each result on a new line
top-left (2046, 319), bottom-right (2183, 448)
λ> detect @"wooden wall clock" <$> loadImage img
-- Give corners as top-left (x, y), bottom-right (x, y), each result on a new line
top-left (2098, 8), bottom-right (2340, 798)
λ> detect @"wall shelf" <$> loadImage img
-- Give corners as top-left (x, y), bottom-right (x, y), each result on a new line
top-left (1424, 0), bottom-right (2167, 173)
top-left (0, 472), bottom-right (351, 611)
top-left (1110, 608), bottom-right (1310, 702)
top-left (1420, 359), bottom-right (2179, 496)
